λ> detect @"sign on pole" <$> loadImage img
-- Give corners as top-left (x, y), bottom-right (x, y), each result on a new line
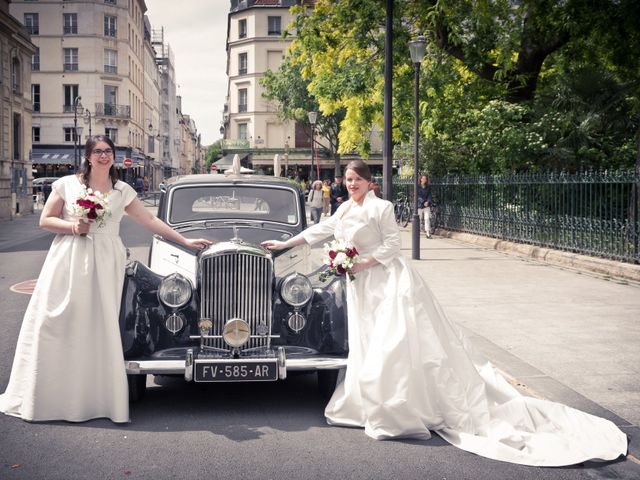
top-left (123, 158), bottom-right (133, 168)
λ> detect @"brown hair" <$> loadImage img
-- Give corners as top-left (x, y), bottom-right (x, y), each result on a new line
top-left (80, 135), bottom-right (119, 187)
top-left (344, 159), bottom-right (372, 181)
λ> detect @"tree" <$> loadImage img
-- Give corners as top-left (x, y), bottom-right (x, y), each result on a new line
top-left (204, 141), bottom-right (222, 170)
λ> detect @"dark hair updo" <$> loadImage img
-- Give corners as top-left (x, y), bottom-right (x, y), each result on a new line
top-left (80, 135), bottom-right (119, 187)
top-left (344, 159), bottom-right (372, 181)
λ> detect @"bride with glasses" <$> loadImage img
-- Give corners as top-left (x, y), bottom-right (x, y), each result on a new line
top-left (0, 135), bottom-right (212, 423)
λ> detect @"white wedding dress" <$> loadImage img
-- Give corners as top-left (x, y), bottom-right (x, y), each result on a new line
top-left (301, 190), bottom-right (627, 466)
top-left (0, 175), bottom-right (137, 423)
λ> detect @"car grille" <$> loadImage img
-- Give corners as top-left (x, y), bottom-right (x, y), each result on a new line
top-left (200, 249), bottom-right (273, 352)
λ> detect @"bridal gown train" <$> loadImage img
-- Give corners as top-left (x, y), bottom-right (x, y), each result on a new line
top-left (301, 190), bottom-right (627, 467)
top-left (0, 175), bottom-right (137, 423)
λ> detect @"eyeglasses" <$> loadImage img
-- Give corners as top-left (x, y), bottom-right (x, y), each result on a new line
top-left (91, 148), bottom-right (113, 156)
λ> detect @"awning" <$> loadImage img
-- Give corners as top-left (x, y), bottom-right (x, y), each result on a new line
top-left (214, 153), bottom-right (249, 168)
top-left (31, 147), bottom-right (76, 165)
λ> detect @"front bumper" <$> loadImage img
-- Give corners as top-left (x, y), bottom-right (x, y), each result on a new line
top-left (124, 347), bottom-right (347, 381)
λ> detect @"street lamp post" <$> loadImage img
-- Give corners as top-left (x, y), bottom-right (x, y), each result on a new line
top-left (409, 36), bottom-right (427, 260)
top-left (73, 96), bottom-right (84, 172)
top-left (307, 111), bottom-right (317, 182)
top-left (84, 109), bottom-right (92, 138)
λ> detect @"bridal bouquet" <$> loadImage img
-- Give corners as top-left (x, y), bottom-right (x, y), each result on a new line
top-left (319, 239), bottom-right (360, 282)
top-left (75, 186), bottom-right (111, 235)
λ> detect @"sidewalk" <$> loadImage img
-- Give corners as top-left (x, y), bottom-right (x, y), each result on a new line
top-left (399, 228), bottom-right (640, 435)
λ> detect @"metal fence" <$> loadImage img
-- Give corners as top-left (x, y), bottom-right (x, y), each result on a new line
top-left (390, 170), bottom-right (640, 264)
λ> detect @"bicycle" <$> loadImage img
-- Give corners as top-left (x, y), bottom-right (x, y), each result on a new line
top-left (393, 193), bottom-right (411, 228)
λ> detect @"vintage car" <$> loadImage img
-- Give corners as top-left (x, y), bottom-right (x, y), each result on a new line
top-left (120, 172), bottom-right (348, 400)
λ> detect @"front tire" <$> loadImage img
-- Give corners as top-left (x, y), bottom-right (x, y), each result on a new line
top-left (317, 370), bottom-right (339, 399)
top-left (127, 374), bottom-right (147, 402)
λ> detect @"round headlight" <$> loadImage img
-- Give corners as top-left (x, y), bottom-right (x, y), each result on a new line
top-left (280, 273), bottom-right (313, 307)
top-left (158, 273), bottom-right (192, 309)
top-left (223, 318), bottom-right (251, 348)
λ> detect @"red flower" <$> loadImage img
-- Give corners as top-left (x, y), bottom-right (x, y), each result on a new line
top-left (87, 208), bottom-right (98, 219)
top-left (328, 250), bottom-right (337, 259)
top-left (346, 247), bottom-right (358, 257)
top-left (336, 265), bottom-right (346, 275)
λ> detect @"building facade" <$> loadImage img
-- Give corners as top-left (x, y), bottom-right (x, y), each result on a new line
top-left (8, 0), bottom-right (200, 192)
top-left (0, 0), bottom-right (37, 219)
top-left (223, 0), bottom-right (382, 180)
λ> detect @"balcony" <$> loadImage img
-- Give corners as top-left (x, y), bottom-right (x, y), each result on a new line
top-left (63, 63), bottom-right (79, 71)
top-left (95, 103), bottom-right (130, 118)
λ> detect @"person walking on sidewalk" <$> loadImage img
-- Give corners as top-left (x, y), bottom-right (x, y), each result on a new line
top-left (261, 159), bottom-right (627, 467)
top-left (417, 174), bottom-right (432, 238)
top-left (307, 180), bottom-right (324, 224)
top-left (330, 174), bottom-right (348, 215)
top-left (0, 135), bottom-right (211, 424)
top-left (322, 179), bottom-right (331, 216)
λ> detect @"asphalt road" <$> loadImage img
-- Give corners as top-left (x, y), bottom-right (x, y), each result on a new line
top-left (0, 215), bottom-right (637, 479)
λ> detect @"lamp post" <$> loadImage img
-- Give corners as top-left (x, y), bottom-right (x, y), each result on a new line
top-left (409, 36), bottom-right (427, 260)
top-left (84, 109), bottom-right (92, 138)
top-left (284, 136), bottom-right (290, 178)
top-left (73, 96), bottom-right (84, 171)
top-left (307, 111), bottom-right (318, 181)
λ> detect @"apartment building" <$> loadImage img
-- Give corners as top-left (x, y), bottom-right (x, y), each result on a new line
top-left (8, 0), bottom-right (200, 191)
top-left (0, 0), bottom-right (37, 219)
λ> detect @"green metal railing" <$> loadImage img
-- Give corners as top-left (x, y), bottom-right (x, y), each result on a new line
top-left (389, 170), bottom-right (640, 264)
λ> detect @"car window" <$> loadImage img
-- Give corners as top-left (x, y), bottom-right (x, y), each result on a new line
top-left (169, 185), bottom-right (299, 225)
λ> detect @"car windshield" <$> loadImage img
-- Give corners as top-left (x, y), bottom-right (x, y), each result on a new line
top-left (168, 185), bottom-right (300, 225)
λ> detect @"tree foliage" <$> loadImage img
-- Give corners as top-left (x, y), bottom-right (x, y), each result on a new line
top-left (267, 0), bottom-right (640, 173)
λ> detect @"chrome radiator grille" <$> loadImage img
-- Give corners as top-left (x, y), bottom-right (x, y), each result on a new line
top-left (200, 251), bottom-right (273, 351)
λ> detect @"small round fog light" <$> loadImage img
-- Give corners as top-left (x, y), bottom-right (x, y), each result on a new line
top-left (165, 313), bottom-right (184, 334)
top-left (223, 318), bottom-right (251, 348)
top-left (287, 313), bottom-right (306, 333)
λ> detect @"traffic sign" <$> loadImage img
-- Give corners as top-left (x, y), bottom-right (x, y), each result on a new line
top-left (210, 164), bottom-right (217, 171)
top-left (123, 158), bottom-right (133, 168)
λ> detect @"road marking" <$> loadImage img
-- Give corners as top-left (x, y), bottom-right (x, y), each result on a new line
top-left (10, 279), bottom-right (37, 295)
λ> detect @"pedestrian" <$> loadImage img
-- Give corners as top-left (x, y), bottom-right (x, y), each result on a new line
top-left (307, 180), bottom-right (324, 224)
top-left (417, 174), bottom-right (432, 238)
top-left (0, 135), bottom-right (211, 423)
top-left (329, 174), bottom-right (348, 215)
top-left (322, 179), bottom-right (331, 216)
top-left (143, 175), bottom-right (150, 193)
top-left (261, 159), bottom-right (626, 466)
top-left (134, 175), bottom-right (144, 196)
top-left (369, 178), bottom-right (382, 198)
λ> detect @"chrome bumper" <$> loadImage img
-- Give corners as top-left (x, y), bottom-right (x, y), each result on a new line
top-left (124, 348), bottom-right (347, 381)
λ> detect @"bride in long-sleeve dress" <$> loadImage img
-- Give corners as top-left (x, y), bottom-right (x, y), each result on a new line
top-left (262, 159), bottom-right (627, 467)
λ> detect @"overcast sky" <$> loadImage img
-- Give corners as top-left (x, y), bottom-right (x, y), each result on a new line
top-left (145, 1), bottom-right (229, 146)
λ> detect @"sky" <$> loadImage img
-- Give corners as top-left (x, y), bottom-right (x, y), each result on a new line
top-left (145, 1), bottom-right (229, 146)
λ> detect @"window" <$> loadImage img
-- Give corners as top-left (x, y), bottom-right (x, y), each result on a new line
top-left (63, 84), bottom-right (79, 112)
top-left (104, 85), bottom-right (117, 110)
top-left (64, 127), bottom-right (74, 142)
top-left (105, 128), bottom-right (118, 142)
top-left (104, 15), bottom-right (117, 37)
top-left (24, 13), bottom-right (39, 35)
top-left (32, 126), bottom-right (40, 143)
top-left (63, 48), bottom-right (78, 71)
top-left (238, 53), bottom-right (247, 75)
top-left (32, 47), bottom-right (40, 71)
top-left (239, 19), bottom-right (247, 39)
top-left (32, 84), bottom-right (40, 112)
top-left (104, 49), bottom-right (117, 74)
top-left (268, 16), bottom-right (281, 35)
top-left (105, 0), bottom-right (117, 4)
top-left (238, 123), bottom-right (248, 140)
top-left (13, 114), bottom-right (21, 160)
top-left (11, 57), bottom-right (20, 92)
top-left (63, 13), bottom-right (78, 34)
top-left (238, 88), bottom-right (247, 113)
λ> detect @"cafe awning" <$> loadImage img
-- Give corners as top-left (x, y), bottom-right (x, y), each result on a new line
top-left (31, 147), bottom-right (76, 165)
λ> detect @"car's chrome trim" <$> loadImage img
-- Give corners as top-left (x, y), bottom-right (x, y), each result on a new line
top-left (124, 356), bottom-right (347, 376)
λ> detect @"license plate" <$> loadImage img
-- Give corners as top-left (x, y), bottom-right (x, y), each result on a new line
top-left (194, 359), bottom-right (278, 382)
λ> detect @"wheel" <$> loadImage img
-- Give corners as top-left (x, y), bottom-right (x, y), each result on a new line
top-left (127, 374), bottom-right (147, 402)
top-left (400, 205), bottom-right (411, 228)
top-left (317, 370), bottom-right (340, 399)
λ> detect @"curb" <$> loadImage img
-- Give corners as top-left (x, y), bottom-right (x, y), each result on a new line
top-left (437, 229), bottom-right (640, 284)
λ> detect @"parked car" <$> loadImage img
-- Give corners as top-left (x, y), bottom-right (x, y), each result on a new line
top-left (121, 173), bottom-right (348, 400)
top-left (32, 177), bottom-right (59, 203)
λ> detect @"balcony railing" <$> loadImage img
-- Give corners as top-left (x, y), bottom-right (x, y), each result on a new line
top-left (104, 65), bottom-right (117, 74)
top-left (95, 103), bottom-right (130, 118)
top-left (63, 63), bottom-right (79, 71)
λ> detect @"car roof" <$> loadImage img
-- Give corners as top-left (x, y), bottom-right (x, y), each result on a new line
top-left (165, 173), bottom-right (301, 189)
top-left (33, 177), bottom-right (58, 183)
